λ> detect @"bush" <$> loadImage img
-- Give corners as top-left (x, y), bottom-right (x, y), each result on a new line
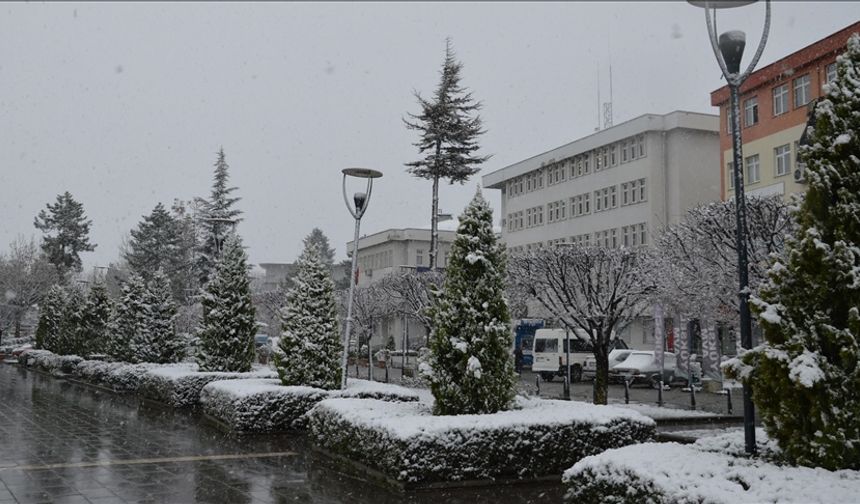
top-left (562, 442), bottom-right (860, 504)
top-left (309, 396), bottom-right (654, 486)
top-left (201, 378), bottom-right (420, 433)
top-left (201, 379), bottom-right (330, 433)
top-left (138, 366), bottom-right (277, 408)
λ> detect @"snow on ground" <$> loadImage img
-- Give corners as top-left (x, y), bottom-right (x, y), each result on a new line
top-left (564, 441), bottom-right (860, 504)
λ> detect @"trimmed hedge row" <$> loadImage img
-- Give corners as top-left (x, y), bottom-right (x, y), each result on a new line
top-left (308, 397), bottom-right (656, 486)
top-left (200, 378), bottom-right (421, 433)
top-left (137, 368), bottom-right (278, 409)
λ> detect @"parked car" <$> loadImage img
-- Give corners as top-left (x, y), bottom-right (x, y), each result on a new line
top-left (582, 349), bottom-right (634, 381)
top-left (532, 328), bottom-right (628, 383)
top-left (609, 351), bottom-right (677, 388)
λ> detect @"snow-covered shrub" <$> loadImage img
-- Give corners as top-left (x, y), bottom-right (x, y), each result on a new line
top-left (58, 355), bottom-right (84, 373)
top-left (70, 360), bottom-right (159, 394)
top-left (201, 379), bottom-right (329, 432)
top-left (274, 241), bottom-right (341, 389)
top-left (725, 35), bottom-right (860, 470)
top-left (71, 360), bottom-right (126, 386)
top-left (19, 349), bottom-right (62, 371)
top-left (201, 378), bottom-right (420, 433)
top-left (196, 234), bottom-right (257, 372)
top-left (138, 366), bottom-right (277, 408)
top-left (562, 442), bottom-right (860, 504)
top-left (424, 191), bottom-right (516, 415)
top-left (308, 397), bottom-right (654, 486)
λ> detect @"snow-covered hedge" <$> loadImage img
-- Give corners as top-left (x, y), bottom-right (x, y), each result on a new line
top-left (71, 360), bottom-right (163, 394)
top-left (19, 349), bottom-right (65, 373)
top-left (308, 397), bottom-right (655, 486)
top-left (562, 441), bottom-right (860, 503)
top-left (201, 378), bottom-right (420, 433)
top-left (138, 366), bottom-right (278, 408)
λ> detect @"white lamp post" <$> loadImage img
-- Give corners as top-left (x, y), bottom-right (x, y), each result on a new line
top-left (341, 168), bottom-right (383, 389)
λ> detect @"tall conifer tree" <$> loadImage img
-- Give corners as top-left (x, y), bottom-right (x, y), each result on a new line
top-left (197, 149), bottom-right (242, 285)
top-left (423, 190), bottom-right (516, 415)
top-left (405, 38), bottom-right (489, 270)
top-left (33, 192), bottom-right (96, 274)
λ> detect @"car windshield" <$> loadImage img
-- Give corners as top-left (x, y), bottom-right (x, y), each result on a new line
top-left (611, 351), bottom-right (632, 363)
top-left (534, 338), bottom-right (558, 353)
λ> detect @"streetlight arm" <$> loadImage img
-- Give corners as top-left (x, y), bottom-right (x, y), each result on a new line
top-left (740, 0), bottom-right (771, 82)
top-left (705, 6), bottom-right (732, 79)
top-left (342, 173), bottom-right (359, 220)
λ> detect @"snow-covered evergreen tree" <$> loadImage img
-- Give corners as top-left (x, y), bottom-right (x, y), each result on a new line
top-left (196, 234), bottom-right (256, 372)
top-left (107, 273), bottom-right (148, 363)
top-left (274, 243), bottom-right (341, 390)
top-left (33, 191), bottom-right (96, 274)
top-left (423, 190), bottom-right (516, 415)
top-left (405, 38), bottom-right (489, 270)
top-left (55, 286), bottom-right (85, 355)
top-left (303, 228), bottom-right (336, 266)
top-left (77, 282), bottom-right (112, 357)
top-left (196, 149), bottom-right (242, 285)
top-left (727, 35), bottom-right (860, 470)
top-left (36, 284), bottom-right (67, 351)
top-left (136, 270), bottom-right (185, 364)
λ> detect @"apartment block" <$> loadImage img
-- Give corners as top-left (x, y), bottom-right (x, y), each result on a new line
top-left (482, 110), bottom-right (720, 253)
top-left (711, 21), bottom-right (860, 200)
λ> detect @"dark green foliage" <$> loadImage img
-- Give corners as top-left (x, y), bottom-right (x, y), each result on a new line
top-left (77, 282), bottom-right (112, 357)
top-left (424, 191), bottom-right (516, 415)
top-left (197, 148), bottom-right (242, 285)
top-left (303, 228), bottom-right (336, 266)
top-left (36, 285), bottom-right (68, 351)
top-left (107, 274), bottom-right (148, 363)
top-left (136, 269), bottom-right (185, 364)
top-left (33, 191), bottom-right (96, 274)
top-left (274, 242), bottom-right (341, 389)
top-left (727, 35), bottom-right (860, 470)
top-left (196, 235), bottom-right (256, 372)
top-left (124, 203), bottom-right (195, 301)
top-left (54, 287), bottom-right (85, 356)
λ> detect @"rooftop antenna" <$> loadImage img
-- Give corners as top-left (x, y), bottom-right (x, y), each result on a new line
top-left (596, 63), bottom-right (601, 132)
top-left (602, 33), bottom-right (614, 129)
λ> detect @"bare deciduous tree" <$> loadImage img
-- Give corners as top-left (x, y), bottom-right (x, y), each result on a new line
top-left (0, 237), bottom-right (61, 340)
top-left (509, 246), bottom-right (654, 404)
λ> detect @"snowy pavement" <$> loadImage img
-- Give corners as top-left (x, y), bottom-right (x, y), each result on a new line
top-left (0, 364), bottom-right (563, 503)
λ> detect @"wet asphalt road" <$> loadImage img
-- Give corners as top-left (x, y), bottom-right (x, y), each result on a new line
top-left (0, 364), bottom-right (564, 504)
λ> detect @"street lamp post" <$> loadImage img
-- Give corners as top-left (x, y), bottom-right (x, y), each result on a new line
top-left (689, 0), bottom-right (771, 455)
top-left (341, 168), bottom-right (383, 389)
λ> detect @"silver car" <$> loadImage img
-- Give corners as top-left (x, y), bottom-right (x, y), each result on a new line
top-left (582, 349), bottom-right (633, 381)
top-left (609, 351), bottom-right (677, 388)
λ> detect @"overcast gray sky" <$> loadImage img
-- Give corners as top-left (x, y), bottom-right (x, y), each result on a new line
top-left (1, 2), bottom-right (857, 270)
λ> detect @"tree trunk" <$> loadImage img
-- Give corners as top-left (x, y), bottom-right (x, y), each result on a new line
top-left (430, 174), bottom-right (439, 270)
top-left (592, 329), bottom-right (610, 405)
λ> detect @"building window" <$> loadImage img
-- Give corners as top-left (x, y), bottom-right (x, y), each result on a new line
top-left (774, 144), bottom-right (791, 177)
top-left (826, 62), bottom-right (837, 85)
top-left (773, 84), bottom-right (789, 116)
top-left (416, 249), bottom-right (424, 266)
top-left (610, 228), bottom-right (618, 248)
top-left (746, 154), bottom-right (760, 184)
top-left (638, 223), bottom-right (647, 246)
top-left (727, 161), bottom-right (734, 189)
top-left (744, 96), bottom-right (758, 127)
top-left (793, 74), bottom-right (811, 108)
top-left (621, 140), bottom-right (629, 163)
top-left (610, 144), bottom-right (617, 166)
top-left (621, 182), bottom-right (629, 206)
top-left (637, 134), bottom-right (646, 158)
top-left (609, 185), bottom-right (617, 208)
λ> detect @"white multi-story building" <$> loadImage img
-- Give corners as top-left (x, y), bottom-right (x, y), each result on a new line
top-left (482, 111), bottom-right (720, 253)
top-left (482, 110), bottom-right (720, 349)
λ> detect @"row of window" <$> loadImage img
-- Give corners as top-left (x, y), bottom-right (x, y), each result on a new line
top-left (726, 141), bottom-right (801, 188)
top-left (359, 249), bottom-right (394, 273)
top-left (506, 179), bottom-right (649, 232)
top-left (506, 223), bottom-right (649, 252)
top-left (734, 63), bottom-right (837, 131)
top-left (506, 134), bottom-right (647, 198)
top-left (414, 249), bottom-right (450, 267)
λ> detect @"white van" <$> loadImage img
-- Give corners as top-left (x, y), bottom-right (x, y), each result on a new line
top-left (532, 328), bottom-right (630, 382)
